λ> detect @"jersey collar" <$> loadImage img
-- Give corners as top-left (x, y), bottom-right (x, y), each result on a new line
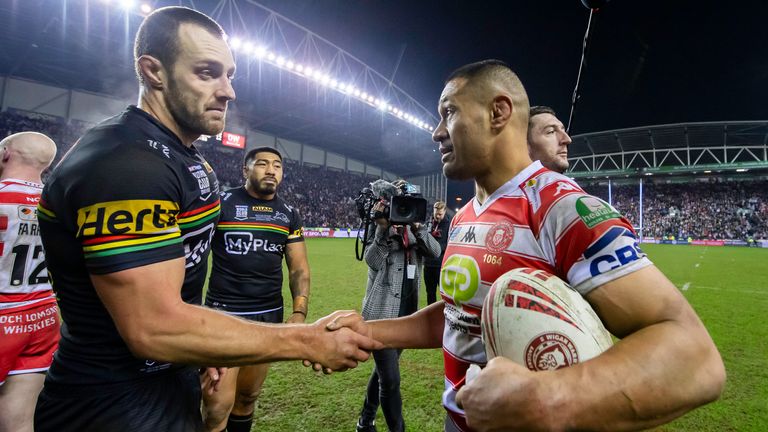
top-left (471, 160), bottom-right (544, 217)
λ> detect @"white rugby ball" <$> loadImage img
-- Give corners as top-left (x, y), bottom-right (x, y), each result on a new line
top-left (481, 268), bottom-right (612, 371)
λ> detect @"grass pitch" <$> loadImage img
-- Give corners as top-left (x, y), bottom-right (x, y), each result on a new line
top-left (207, 240), bottom-right (767, 432)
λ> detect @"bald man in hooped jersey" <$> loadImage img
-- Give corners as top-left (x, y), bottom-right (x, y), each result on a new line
top-left (0, 132), bottom-right (58, 432)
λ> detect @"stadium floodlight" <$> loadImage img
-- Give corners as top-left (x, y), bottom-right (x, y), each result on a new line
top-left (704, 170), bottom-right (712, 173)
top-left (267, 52), bottom-right (276, 61)
top-left (254, 46), bottom-right (267, 58)
top-left (353, 89), bottom-right (361, 97)
top-left (428, 126), bottom-right (434, 131)
top-left (140, 3), bottom-right (152, 13)
top-left (295, 64), bottom-right (304, 73)
top-left (276, 56), bottom-right (286, 66)
top-left (285, 61), bottom-right (295, 69)
top-left (312, 70), bottom-right (323, 80)
top-left (367, 96), bottom-right (375, 103)
top-left (736, 168), bottom-right (748, 172)
top-left (119, 0), bottom-right (135, 10)
top-left (242, 41), bottom-right (255, 54)
top-left (360, 91), bottom-right (368, 100)
top-left (320, 75), bottom-right (331, 85)
top-left (330, 79), bottom-right (338, 88)
top-left (230, 37), bottom-right (243, 50)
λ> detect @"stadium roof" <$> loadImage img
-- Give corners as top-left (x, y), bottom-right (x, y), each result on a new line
top-left (567, 121), bottom-right (768, 178)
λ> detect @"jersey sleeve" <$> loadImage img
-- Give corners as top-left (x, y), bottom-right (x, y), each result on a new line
top-left (53, 149), bottom-right (184, 275)
top-left (537, 193), bottom-right (653, 295)
top-left (286, 205), bottom-right (304, 244)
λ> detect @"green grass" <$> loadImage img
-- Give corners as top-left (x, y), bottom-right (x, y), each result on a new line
top-left (205, 240), bottom-right (768, 431)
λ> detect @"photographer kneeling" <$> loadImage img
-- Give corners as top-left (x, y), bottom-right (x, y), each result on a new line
top-left (357, 182), bottom-right (440, 432)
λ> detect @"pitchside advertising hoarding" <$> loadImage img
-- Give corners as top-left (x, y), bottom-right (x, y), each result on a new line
top-left (197, 131), bottom-right (246, 149)
top-left (641, 237), bottom-right (767, 248)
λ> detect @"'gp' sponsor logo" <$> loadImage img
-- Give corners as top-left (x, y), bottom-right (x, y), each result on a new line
top-left (76, 200), bottom-right (180, 237)
top-left (440, 254), bottom-right (480, 306)
top-left (584, 226), bottom-right (646, 277)
top-left (224, 232), bottom-right (285, 255)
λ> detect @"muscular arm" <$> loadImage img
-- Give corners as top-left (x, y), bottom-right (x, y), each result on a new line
top-left (91, 257), bottom-right (377, 369)
top-left (285, 241), bottom-right (310, 322)
top-left (457, 265), bottom-right (725, 431)
top-left (366, 300), bottom-right (445, 349)
top-left (557, 265), bottom-right (725, 430)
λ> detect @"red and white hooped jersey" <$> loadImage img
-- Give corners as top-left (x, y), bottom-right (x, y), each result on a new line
top-left (439, 161), bottom-right (652, 431)
top-left (0, 178), bottom-right (53, 312)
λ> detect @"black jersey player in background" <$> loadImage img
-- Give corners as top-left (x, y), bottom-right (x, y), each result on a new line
top-left (34, 7), bottom-right (379, 432)
top-left (202, 147), bottom-right (310, 432)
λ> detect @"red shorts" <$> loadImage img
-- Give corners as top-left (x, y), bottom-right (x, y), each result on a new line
top-left (0, 300), bottom-right (60, 385)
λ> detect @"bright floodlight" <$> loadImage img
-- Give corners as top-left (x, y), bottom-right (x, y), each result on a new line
top-left (267, 52), bottom-right (276, 61)
top-left (230, 37), bottom-right (242, 49)
top-left (140, 3), bottom-right (152, 13)
top-left (312, 70), bottom-right (322, 80)
top-left (254, 46), bottom-right (267, 58)
top-left (285, 61), bottom-right (295, 69)
top-left (276, 56), bottom-right (286, 66)
top-left (367, 96), bottom-right (375, 103)
top-left (360, 92), bottom-right (368, 99)
top-left (353, 89), bottom-right (361, 97)
top-left (295, 64), bottom-right (304, 72)
top-left (119, 0), bottom-right (135, 9)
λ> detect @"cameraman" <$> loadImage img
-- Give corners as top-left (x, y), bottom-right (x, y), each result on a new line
top-left (357, 185), bottom-right (440, 432)
top-left (423, 201), bottom-right (451, 305)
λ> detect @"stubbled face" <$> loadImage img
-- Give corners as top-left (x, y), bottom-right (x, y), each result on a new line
top-left (528, 113), bottom-right (572, 173)
top-left (245, 152), bottom-right (283, 196)
top-left (165, 23), bottom-right (236, 138)
top-left (432, 78), bottom-right (494, 180)
top-left (433, 207), bottom-right (446, 221)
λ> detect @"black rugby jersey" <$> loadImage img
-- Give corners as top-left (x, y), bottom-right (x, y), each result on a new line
top-left (206, 187), bottom-right (303, 313)
top-left (37, 106), bottom-right (220, 385)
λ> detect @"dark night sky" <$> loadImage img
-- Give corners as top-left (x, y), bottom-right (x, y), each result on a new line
top-left (254, 0), bottom-right (768, 135)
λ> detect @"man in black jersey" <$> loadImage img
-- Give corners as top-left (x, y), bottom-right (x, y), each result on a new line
top-left (34, 7), bottom-right (379, 432)
top-left (203, 147), bottom-right (309, 432)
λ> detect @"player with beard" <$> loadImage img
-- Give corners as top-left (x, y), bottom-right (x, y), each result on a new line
top-left (34, 7), bottom-right (379, 432)
top-left (202, 147), bottom-right (309, 432)
top-left (327, 60), bottom-right (724, 432)
top-left (527, 105), bottom-right (572, 174)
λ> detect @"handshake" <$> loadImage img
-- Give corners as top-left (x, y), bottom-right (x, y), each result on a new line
top-left (300, 310), bottom-right (384, 374)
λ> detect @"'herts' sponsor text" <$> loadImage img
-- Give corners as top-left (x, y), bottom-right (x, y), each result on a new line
top-left (77, 199), bottom-right (181, 237)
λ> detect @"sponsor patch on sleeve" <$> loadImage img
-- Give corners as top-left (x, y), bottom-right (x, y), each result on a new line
top-left (76, 199), bottom-right (181, 238)
top-left (575, 197), bottom-right (621, 228)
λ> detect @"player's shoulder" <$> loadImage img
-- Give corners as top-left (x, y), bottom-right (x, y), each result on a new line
top-left (0, 179), bottom-right (43, 206)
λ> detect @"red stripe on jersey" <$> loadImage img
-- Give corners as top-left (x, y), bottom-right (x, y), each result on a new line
top-left (0, 215), bottom-right (7, 231)
top-left (554, 215), bottom-right (634, 277)
top-left (0, 192), bottom-right (41, 205)
top-left (530, 181), bottom-right (583, 237)
top-left (443, 348), bottom-right (472, 387)
top-left (81, 234), bottom-right (143, 246)
top-left (179, 199), bottom-right (219, 217)
top-left (0, 290), bottom-right (54, 303)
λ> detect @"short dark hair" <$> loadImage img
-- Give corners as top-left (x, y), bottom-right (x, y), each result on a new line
top-left (445, 59), bottom-right (512, 84)
top-left (530, 105), bottom-right (556, 119)
top-left (244, 147), bottom-right (283, 166)
top-left (444, 59), bottom-right (530, 126)
top-left (134, 6), bottom-right (225, 83)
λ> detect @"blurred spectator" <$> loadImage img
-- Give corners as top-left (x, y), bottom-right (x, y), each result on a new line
top-left (582, 180), bottom-right (768, 240)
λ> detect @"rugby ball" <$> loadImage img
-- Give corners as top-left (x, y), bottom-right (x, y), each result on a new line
top-left (481, 268), bottom-right (612, 371)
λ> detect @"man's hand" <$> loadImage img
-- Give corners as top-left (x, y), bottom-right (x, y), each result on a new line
top-left (301, 310), bottom-right (384, 373)
top-left (199, 367), bottom-right (228, 396)
top-left (455, 357), bottom-right (561, 432)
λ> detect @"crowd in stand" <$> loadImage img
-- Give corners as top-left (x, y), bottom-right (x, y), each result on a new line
top-left (582, 180), bottom-right (768, 240)
top-left (3, 110), bottom-right (767, 236)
